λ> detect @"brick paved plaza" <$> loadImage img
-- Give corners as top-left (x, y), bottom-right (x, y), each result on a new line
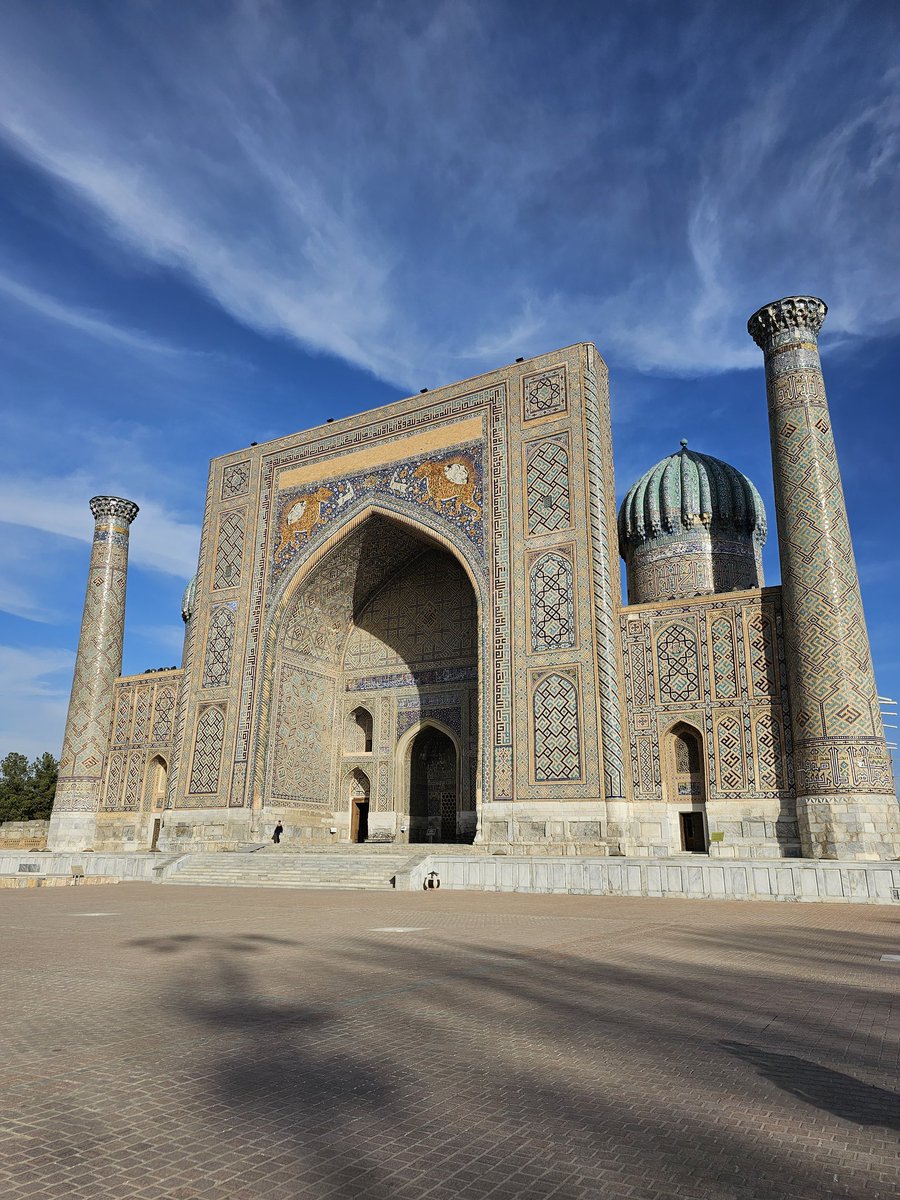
top-left (1, 886), bottom-right (898, 1199)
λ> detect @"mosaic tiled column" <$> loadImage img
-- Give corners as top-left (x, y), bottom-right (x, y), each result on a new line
top-left (49, 496), bottom-right (139, 851)
top-left (748, 297), bottom-right (898, 859)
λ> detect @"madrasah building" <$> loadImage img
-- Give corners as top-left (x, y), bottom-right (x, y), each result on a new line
top-left (48, 296), bottom-right (900, 863)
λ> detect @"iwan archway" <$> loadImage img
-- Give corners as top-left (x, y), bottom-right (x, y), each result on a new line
top-left (397, 719), bottom-right (473, 844)
top-left (259, 509), bottom-right (483, 844)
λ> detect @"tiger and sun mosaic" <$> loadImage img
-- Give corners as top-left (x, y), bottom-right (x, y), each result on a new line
top-left (49, 300), bottom-right (899, 863)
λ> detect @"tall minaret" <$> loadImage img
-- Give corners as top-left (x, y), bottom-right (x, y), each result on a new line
top-left (49, 496), bottom-right (139, 851)
top-left (748, 296), bottom-right (898, 859)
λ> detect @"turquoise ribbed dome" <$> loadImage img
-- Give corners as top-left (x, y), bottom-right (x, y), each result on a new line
top-left (618, 442), bottom-right (767, 554)
top-left (181, 574), bottom-right (198, 624)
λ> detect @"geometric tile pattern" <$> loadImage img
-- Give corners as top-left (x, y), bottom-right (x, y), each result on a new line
top-left (751, 298), bottom-right (892, 796)
top-left (754, 713), bottom-right (785, 792)
top-left (271, 665), bottom-right (333, 807)
top-left (523, 367), bottom-right (567, 421)
top-left (202, 604), bottom-right (236, 688)
top-left (123, 752), bottom-right (143, 810)
top-left (151, 687), bottom-right (176, 743)
top-left (529, 552), bottom-right (575, 651)
top-left (103, 751), bottom-right (125, 810)
top-left (132, 688), bottom-right (150, 743)
top-left (113, 690), bottom-right (132, 745)
top-left (747, 613), bottom-right (778, 697)
top-left (656, 624), bottom-right (701, 705)
top-left (213, 511), bottom-right (245, 590)
top-left (532, 672), bottom-right (581, 782)
top-left (189, 707), bottom-right (225, 794)
top-left (715, 715), bottom-right (745, 792)
top-left (710, 618), bottom-right (737, 699)
top-left (674, 729), bottom-right (700, 775)
top-left (221, 460), bottom-right (250, 500)
top-left (345, 552), bottom-right (476, 671)
top-left (637, 735), bottom-right (655, 794)
top-left (526, 438), bottom-right (570, 534)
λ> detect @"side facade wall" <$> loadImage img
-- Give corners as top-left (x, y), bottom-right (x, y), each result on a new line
top-left (619, 587), bottom-right (799, 858)
top-left (92, 669), bottom-right (181, 851)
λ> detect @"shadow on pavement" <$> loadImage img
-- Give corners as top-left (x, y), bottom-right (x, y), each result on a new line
top-left (720, 1041), bottom-right (900, 1131)
top-left (116, 916), bottom-right (898, 1200)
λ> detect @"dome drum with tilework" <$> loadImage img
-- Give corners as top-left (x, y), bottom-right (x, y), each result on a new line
top-left (618, 442), bottom-right (767, 604)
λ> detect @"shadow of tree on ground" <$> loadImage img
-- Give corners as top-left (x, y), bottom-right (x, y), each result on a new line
top-left (121, 918), bottom-right (900, 1200)
top-left (720, 1041), bottom-right (900, 1131)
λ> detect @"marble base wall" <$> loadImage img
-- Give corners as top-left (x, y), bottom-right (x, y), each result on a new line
top-left (47, 811), bottom-right (100, 853)
top-left (797, 795), bottom-right (900, 861)
top-left (400, 853), bottom-right (900, 904)
top-left (155, 808), bottom-right (255, 853)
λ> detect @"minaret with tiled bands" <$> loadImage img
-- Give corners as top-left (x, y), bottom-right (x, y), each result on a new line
top-left (49, 496), bottom-right (139, 851)
top-left (748, 296), bottom-right (898, 859)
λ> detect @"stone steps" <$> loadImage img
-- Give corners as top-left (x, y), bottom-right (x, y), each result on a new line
top-left (162, 851), bottom-right (415, 890)
top-left (168, 877), bottom-right (395, 889)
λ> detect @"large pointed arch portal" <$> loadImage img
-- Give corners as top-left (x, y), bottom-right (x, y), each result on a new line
top-left (256, 510), bottom-right (482, 843)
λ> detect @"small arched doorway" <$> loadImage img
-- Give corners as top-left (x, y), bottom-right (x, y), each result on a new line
top-left (666, 724), bottom-right (708, 852)
top-left (409, 725), bottom-right (459, 844)
top-left (348, 768), bottom-right (370, 843)
top-left (145, 755), bottom-right (167, 851)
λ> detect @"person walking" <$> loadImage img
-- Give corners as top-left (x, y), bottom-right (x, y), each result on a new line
top-left (272, 822), bottom-right (284, 845)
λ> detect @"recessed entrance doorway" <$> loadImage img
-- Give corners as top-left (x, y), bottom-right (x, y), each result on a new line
top-left (351, 800), bottom-right (369, 843)
top-left (680, 811), bottom-right (707, 852)
top-left (409, 725), bottom-right (459, 844)
top-left (348, 769), bottom-right (370, 843)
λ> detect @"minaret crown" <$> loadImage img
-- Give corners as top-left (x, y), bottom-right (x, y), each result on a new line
top-left (90, 496), bottom-right (139, 524)
top-left (747, 295), bottom-right (827, 349)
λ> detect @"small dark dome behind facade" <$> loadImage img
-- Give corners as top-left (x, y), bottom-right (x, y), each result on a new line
top-left (618, 442), bottom-right (767, 604)
top-left (181, 574), bottom-right (198, 624)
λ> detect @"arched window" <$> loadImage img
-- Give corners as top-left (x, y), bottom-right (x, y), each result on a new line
top-left (668, 724), bottom-right (704, 798)
top-left (346, 707), bottom-right (373, 754)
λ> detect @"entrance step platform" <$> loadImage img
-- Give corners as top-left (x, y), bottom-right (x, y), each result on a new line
top-left (252, 841), bottom-right (486, 855)
top-left (162, 849), bottom-right (421, 889)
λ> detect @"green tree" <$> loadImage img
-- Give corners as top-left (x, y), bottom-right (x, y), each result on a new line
top-left (27, 752), bottom-right (58, 820)
top-left (0, 751), bottom-right (58, 822)
top-left (0, 752), bottom-right (30, 822)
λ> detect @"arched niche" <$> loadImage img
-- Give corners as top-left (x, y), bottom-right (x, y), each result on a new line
top-left (346, 707), bottom-right (373, 754)
top-left (144, 755), bottom-right (168, 812)
top-left (663, 722), bottom-right (708, 852)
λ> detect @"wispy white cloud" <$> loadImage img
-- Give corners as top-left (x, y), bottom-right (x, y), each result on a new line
top-left (0, 645), bottom-right (74, 758)
top-left (0, 474), bottom-right (200, 579)
top-left (0, 1), bottom-right (894, 386)
top-left (0, 0), bottom-right (895, 497)
top-left (0, 270), bottom-right (187, 357)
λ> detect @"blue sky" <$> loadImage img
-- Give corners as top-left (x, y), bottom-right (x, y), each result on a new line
top-left (0, 0), bottom-right (898, 772)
